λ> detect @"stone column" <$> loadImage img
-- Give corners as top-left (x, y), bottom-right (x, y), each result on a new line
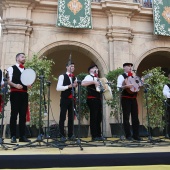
top-left (107, 11), bottom-right (134, 69)
top-left (0, 0), bottom-right (33, 69)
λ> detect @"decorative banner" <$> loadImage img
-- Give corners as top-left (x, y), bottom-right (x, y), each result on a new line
top-left (57, 0), bottom-right (92, 29)
top-left (153, 0), bottom-right (170, 36)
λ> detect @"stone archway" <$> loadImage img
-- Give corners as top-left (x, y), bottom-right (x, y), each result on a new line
top-left (134, 47), bottom-right (170, 74)
top-left (29, 39), bottom-right (111, 137)
top-left (133, 48), bottom-right (170, 129)
top-left (29, 33), bottom-right (109, 75)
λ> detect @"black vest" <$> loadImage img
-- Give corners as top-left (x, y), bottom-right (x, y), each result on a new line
top-left (0, 69), bottom-right (2, 86)
top-left (61, 74), bottom-right (76, 98)
top-left (166, 84), bottom-right (170, 103)
top-left (166, 84), bottom-right (170, 89)
top-left (121, 73), bottom-right (137, 97)
top-left (87, 75), bottom-right (100, 99)
top-left (11, 65), bottom-right (27, 91)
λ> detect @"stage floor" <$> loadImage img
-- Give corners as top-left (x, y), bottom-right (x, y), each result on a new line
top-left (1, 137), bottom-right (170, 154)
top-left (0, 137), bottom-right (170, 169)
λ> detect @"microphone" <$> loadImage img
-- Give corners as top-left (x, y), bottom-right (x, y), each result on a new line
top-left (106, 82), bottom-right (113, 85)
top-left (118, 87), bottom-right (123, 92)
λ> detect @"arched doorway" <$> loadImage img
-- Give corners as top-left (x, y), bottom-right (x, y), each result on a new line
top-left (136, 50), bottom-right (170, 129)
top-left (38, 43), bottom-right (111, 137)
top-left (137, 51), bottom-right (170, 76)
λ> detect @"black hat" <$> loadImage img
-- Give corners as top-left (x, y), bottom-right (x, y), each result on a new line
top-left (88, 64), bottom-right (98, 72)
top-left (123, 63), bottom-right (133, 67)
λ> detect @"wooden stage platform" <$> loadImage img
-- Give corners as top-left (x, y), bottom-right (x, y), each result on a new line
top-left (0, 137), bottom-right (170, 169)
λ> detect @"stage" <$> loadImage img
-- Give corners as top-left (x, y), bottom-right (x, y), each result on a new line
top-left (0, 137), bottom-right (170, 169)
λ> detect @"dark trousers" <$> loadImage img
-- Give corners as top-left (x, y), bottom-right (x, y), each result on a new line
top-left (10, 92), bottom-right (28, 138)
top-left (121, 97), bottom-right (139, 138)
top-left (166, 104), bottom-right (170, 135)
top-left (87, 98), bottom-right (102, 138)
top-left (59, 98), bottom-right (74, 137)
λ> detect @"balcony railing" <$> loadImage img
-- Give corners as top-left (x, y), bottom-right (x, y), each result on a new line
top-left (91, 0), bottom-right (153, 8)
top-left (134, 0), bottom-right (152, 8)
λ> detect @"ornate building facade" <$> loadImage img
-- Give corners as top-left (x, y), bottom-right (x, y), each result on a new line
top-left (0, 0), bottom-right (170, 136)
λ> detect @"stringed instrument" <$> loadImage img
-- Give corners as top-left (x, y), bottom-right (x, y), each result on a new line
top-left (123, 73), bottom-right (152, 94)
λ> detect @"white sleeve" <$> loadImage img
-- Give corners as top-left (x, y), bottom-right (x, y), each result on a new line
top-left (163, 85), bottom-right (170, 98)
top-left (82, 75), bottom-right (93, 82)
top-left (117, 75), bottom-right (124, 88)
top-left (56, 75), bottom-right (69, 91)
top-left (7, 66), bottom-right (13, 81)
top-left (1, 70), bottom-right (4, 85)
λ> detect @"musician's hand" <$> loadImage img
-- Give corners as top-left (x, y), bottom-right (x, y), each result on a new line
top-left (141, 77), bottom-right (144, 82)
top-left (15, 84), bottom-right (23, 89)
top-left (73, 82), bottom-right (78, 87)
top-left (73, 81), bottom-right (78, 87)
top-left (125, 84), bottom-right (133, 89)
top-left (68, 83), bottom-right (77, 88)
top-left (27, 85), bottom-right (32, 88)
top-left (94, 81), bottom-right (99, 86)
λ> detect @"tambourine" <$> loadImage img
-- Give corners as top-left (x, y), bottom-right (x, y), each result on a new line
top-left (20, 69), bottom-right (36, 86)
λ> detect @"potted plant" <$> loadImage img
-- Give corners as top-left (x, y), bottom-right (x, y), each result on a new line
top-left (74, 73), bottom-right (90, 137)
top-left (105, 68), bottom-right (124, 137)
top-left (142, 67), bottom-right (168, 136)
top-left (24, 55), bottom-right (56, 137)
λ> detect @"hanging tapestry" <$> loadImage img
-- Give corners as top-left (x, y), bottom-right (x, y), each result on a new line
top-left (153, 0), bottom-right (170, 36)
top-left (57, 0), bottom-right (92, 29)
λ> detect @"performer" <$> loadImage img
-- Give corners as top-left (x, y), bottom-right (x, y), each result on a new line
top-left (0, 69), bottom-right (4, 113)
top-left (82, 64), bottom-right (104, 141)
top-left (56, 62), bottom-right (77, 141)
top-left (163, 73), bottom-right (170, 137)
top-left (117, 63), bottom-right (140, 141)
top-left (7, 53), bottom-right (31, 143)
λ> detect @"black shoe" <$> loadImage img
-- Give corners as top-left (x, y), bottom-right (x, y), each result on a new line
top-left (60, 137), bottom-right (67, 142)
top-left (126, 136), bottom-right (133, 141)
top-left (19, 136), bottom-right (31, 142)
top-left (92, 137), bottom-right (99, 141)
top-left (98, 136), bottom-right (105, 141)
top-left (11, 136), bottom-right (17, 143)
top-left (133, 136), bottom-right (141, 141)
top-left (68, 135), bottom-right (76, 141)
top-left (92, 137), bottom-right (103, 141)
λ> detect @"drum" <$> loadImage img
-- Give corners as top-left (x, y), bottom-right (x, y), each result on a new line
top-left (20, 69), bottom-right (36, 86)
top-left (96, 77), bottom-right (113, 100)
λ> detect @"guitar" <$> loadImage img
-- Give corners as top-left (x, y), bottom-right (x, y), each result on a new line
top-left (123, 73), bottom-right (152, 94)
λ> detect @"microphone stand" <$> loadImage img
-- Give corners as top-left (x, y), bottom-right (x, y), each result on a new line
top-left (163, 99), bottom-right (170, 139)
top-left (143, 84), bottom-right (163, 144)
top-left (111, 87), bottom-right (126, 145)
top-left (45, 81), bottom-right (65, 148)
top-left (13, 72), bottom-right (63, 150)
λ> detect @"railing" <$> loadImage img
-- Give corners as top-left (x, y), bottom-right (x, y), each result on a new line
top-left (134, 0), bottom-right (152, 8)
top-left (91, 0), bottom-right (153, 8)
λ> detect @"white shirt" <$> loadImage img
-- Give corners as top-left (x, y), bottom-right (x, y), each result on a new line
top-left (0, 70), bottom-right (4, 85)
top-left (56, 72), bottom-right (76, 91)
top-left (7, 63), bottom-right (25, 81)
top-left (117, 75), bottom-right (125, 88)
top-left (163, 84), bottom-right (170, 98)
